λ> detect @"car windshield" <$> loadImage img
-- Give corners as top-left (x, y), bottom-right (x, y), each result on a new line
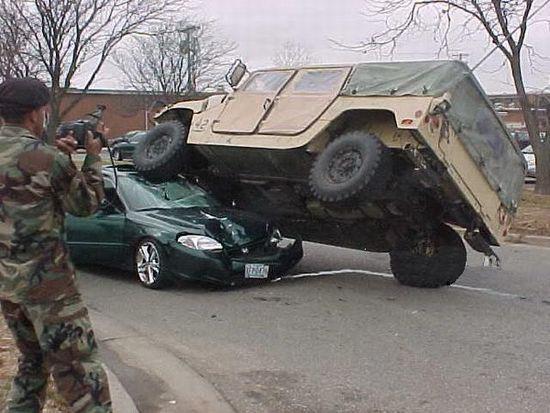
top-left (129, 132), bottom-right (146, 143)
top-left (118, 174), bottom-right (218, 211)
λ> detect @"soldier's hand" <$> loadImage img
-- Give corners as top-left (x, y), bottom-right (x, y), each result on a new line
top-left (85, 131), bottom-right (102, 156)
top-left (55, 132), bottom-right (78, 155)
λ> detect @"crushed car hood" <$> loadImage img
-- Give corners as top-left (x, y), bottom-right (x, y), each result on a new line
top-left (140, 207), bottom-right (272, 248)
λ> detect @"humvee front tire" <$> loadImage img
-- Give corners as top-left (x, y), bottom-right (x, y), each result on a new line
top-left (133, 121), bottom-right (188, 182)
top-left (309, 131), bottom-right (391, 203)
top-left (390, 224), bottom-right (467, 288)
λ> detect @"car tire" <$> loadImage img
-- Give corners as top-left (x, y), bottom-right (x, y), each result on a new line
top-left (309, 131), bottom-right (391, 203)
top-left (389, 224), bottom-right (467, 288)
top-left (133, 121), bottom-right (188, 182)
top-left (135, 239), bottom-right (172, 289)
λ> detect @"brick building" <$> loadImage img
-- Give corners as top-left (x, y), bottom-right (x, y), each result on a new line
top-left (60, 89), bottom-right (213, 138)
top-left (61, 89), bottom-right (548, 144)
top-left (489, 93), bottom-right (550, 147)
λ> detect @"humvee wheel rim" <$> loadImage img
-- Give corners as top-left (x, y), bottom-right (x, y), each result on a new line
top-left (412, 238), bottom-right (437, 257)
top-left (327, 149), bottom-right (363, 184)
top-left (146, 134), bottom-right (173, 160)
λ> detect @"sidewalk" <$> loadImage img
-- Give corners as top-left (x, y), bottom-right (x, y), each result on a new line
top-left (90, 308), bottom-right (236, 413)
top-left (1, 307), bottom-right (233, 413)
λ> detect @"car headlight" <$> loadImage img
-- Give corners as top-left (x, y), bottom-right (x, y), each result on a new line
top-left (177, 235), bottom-right (223, 251)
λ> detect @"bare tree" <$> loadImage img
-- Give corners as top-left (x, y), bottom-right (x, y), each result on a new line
top-left (0, 0), bottom-right (182, 141)
top-left (347, 0), bottom-right (550, 195)
top-left (272, 41), bottom-right (314, 68)
top-left (0, 1), bottom-right (43, 81)
top-left (113, 19), bottom-right (236, 96)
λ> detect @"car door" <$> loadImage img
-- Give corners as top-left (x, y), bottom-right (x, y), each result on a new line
top-left (212, 70), bottom-right (295, 134)
top-left (258, 67), bottom-right (351, 135)
top-left (65, 179), bottom-right (126, 266)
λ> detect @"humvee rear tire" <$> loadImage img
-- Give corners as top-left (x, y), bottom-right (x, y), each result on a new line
top-left (309, 131), bottom-right (391, 203)
top-left (390, 224), bottom-right (467, 288)
top-left (133, 121), bottom-right (188, 182)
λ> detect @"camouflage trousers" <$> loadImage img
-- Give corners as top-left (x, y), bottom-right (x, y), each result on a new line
top-left (0, 294), bottom-right (111, 413)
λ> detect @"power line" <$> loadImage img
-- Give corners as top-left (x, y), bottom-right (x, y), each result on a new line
top-left (471, 0), bottom-right (550, 72)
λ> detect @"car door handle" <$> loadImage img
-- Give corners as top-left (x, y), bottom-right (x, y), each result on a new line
top-left (263, 98), bottom-right (272, 111)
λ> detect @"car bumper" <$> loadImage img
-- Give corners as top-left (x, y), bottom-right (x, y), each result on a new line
top-left (165, 239), bottom-right (303, 285)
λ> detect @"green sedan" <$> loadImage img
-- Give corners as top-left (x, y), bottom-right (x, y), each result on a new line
top-left (66, 166), bottom-right (303, 289)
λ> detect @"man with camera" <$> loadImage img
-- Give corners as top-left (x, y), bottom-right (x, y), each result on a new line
top-left (0, 78), bottom-right (111, 412)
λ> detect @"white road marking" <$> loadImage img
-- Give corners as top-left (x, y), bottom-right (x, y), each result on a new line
top-left (279, 269), bottom-right (526, 300)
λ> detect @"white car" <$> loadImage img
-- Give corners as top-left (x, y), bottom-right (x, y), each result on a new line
top-left (522, 145), bottom-right (536, 177)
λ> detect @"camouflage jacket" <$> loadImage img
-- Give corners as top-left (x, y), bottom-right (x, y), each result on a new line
top-left (0, 126), bottom-right (104, 303)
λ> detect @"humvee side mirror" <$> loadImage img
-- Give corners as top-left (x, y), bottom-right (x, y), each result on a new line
top-left (226, 59), bottom-right (248, 89)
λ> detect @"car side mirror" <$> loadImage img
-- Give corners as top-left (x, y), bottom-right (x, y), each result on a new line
top-left (99, 199), bottom-right (118, 215)
top-left (226, 59), bottom-right (247, 89)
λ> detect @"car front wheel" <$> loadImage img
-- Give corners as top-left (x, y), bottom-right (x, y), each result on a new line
top-left (135, 239), bottom-right (171, 289)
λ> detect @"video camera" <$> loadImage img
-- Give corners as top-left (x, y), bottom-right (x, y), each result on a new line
top-left (57, 105), bottom-right (107, 147)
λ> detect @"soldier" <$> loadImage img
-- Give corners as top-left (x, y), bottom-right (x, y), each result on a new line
top-left (0, 78), bottom-right (111, 412)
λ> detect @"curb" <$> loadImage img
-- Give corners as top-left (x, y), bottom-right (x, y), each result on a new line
top-left (504, 233), bottom-right (550, 248)
top-left (89, 309), bottom-right (236, 413)
top-left (104, 365), bottom-right (139, 413)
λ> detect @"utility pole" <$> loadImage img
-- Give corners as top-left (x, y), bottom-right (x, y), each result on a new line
top-left (182, 25), bottom-right (200, 95)
top-left (451, 52), bottom-right (470, 63)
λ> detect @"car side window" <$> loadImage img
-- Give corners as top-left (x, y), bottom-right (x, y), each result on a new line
top-left (243, 71), bottom-right (293, 93)
top-left (103, 179), bottom-right (125, 212)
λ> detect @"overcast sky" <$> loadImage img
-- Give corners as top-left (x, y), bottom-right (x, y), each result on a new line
top-left (97, 0), bottom-right (550, 94)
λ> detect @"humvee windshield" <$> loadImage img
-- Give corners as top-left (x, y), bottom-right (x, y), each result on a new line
top-left (243, 71), bottom-right (293, 92)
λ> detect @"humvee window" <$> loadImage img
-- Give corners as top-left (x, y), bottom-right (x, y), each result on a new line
top-left (292, 69), bottom-right (346, 93)
top-left (243, 71), bottom-right (293, 92)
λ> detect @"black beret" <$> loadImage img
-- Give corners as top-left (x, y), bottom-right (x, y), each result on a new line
top-left (0, 77), bottom-right (50, 110)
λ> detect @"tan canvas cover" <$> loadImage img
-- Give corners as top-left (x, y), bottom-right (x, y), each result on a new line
top-left (342, 60), bottom-right (525, 210)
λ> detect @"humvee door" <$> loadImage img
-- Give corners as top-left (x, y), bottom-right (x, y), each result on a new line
top-left (213, 70), bottom-right (294, 134)
top-left (259, 67), bottom-right (351, 135)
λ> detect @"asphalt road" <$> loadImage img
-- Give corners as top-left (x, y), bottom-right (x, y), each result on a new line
top-left (78, 242), bottom-right (550, 413)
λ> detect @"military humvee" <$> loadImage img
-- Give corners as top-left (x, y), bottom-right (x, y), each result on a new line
top-left (132, 60), bottom-right (526, 288)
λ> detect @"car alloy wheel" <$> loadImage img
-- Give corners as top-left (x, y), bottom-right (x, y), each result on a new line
top-left (135, 239), bottom-right (169, 289)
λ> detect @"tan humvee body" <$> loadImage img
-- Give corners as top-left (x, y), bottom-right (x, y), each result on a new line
top-left (157, 65), bottom-right (521, 247)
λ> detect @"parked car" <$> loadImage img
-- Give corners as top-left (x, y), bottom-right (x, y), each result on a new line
top-left (110, 130), bottom-right (146, 161)
top-left (65, 165), bottom-right (303, 289)
top-left (522, 145), bottom-right (536, 177)
top-left (133, 60), bottom-right (526, 288)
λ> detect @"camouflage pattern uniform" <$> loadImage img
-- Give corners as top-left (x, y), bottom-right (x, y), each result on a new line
top-left (0, 125), bottom-right (111, 412)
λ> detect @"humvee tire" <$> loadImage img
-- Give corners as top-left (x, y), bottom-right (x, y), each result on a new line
top-left (390, 224), bottom-right (467, 288)
top-left (133, 121), bottom-right (188, 182)
top-left (309, 131), bottom-right (391, 203)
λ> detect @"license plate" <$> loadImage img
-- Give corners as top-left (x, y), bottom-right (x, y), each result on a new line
top-left (245, 264), bottom-right (269, 279)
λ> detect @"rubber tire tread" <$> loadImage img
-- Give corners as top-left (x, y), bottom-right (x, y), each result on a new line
top-left (133, 121), bottom-right (188, 182)
top-left (309, 131), bottom-right (391, 203)
top-left (390, 224), bottom-right (467, 288)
